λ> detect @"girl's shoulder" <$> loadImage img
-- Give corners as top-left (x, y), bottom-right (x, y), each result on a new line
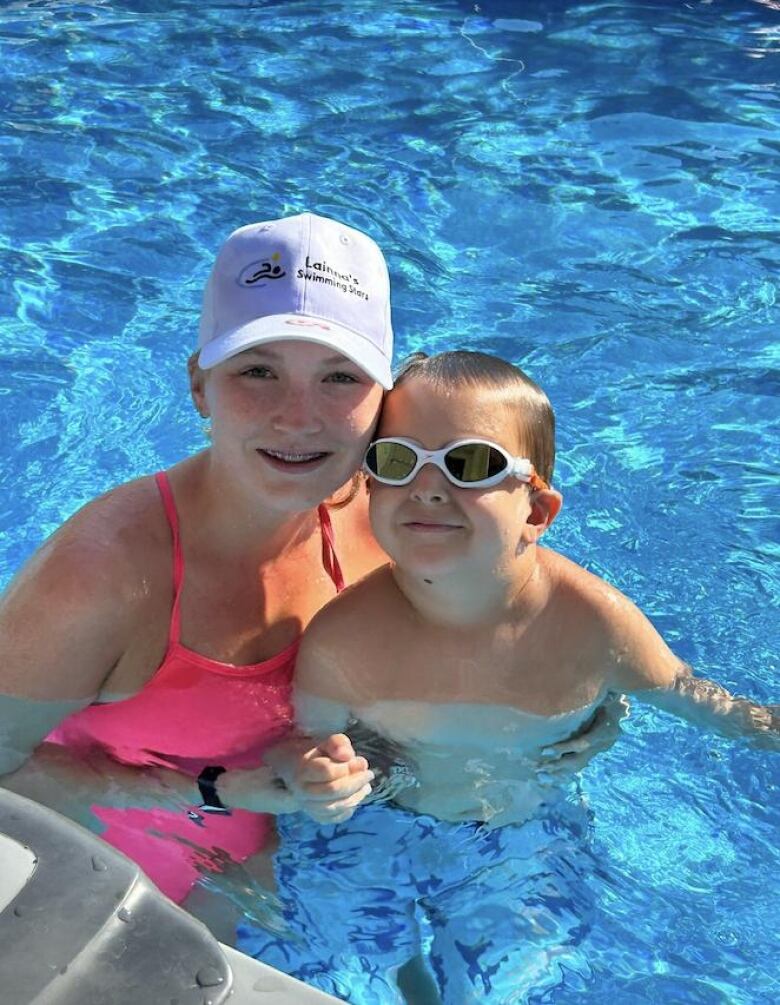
top-left (15, 473), bottom-right (172, 622)
top-left (0, 474), bottom-right (171, 701)
top-left (50, 473), bottom-right (169, 570)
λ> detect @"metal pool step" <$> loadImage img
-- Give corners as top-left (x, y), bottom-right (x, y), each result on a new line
top-left (0, 788), bottom-right (339, 1004)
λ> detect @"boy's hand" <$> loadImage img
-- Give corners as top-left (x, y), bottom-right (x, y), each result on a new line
top-left (538, 694), bottom-right (629, 779)
top-left (272, 733), bottom-right (375, 824)
top-left (297, 733), bottom-right (375, 823)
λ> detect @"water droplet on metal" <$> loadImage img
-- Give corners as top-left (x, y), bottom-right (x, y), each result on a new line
top-left (13, 905), bottom-right (24, 917)
top-left (59, 965), bottom-right (68, 975)
top-left (196, 966), bottom-right (225, 988)
top-left (117, 908), bottom-right (133, 924)
top-left (91, 855), bottom-right (108, 872)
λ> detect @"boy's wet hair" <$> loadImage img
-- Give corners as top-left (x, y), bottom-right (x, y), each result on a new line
top-left (393, 351), bottom-right (556, 484)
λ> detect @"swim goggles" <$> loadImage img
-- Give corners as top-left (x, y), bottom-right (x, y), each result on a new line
top-left (363, 438), bottom-right (549, 490)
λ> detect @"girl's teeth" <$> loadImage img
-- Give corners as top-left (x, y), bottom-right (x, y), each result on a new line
top-left (264, 449), bottom-right (324, 462)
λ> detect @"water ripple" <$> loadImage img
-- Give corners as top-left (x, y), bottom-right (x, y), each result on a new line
top-left (1, 0), bottom-right (779, 997)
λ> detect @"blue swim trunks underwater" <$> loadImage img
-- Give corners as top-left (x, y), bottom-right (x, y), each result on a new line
top-left (238, 799), bottom-right (597, 1005)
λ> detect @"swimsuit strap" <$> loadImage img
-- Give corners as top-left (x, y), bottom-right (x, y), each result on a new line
top-left (155, 474), bottom-right (346, 650)
top-left (317, 504), bottom-right (346, 593)
top-left (154, 471), bottom-right (184, 646)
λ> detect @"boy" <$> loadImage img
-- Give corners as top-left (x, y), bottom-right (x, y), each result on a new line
top-left (243, 351), bottom-right (778, 1004)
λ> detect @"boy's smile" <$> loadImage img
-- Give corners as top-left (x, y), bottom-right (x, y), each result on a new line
top-left (401, 520), bottom-right (466, 533)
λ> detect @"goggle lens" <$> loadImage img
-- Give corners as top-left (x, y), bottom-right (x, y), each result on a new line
top-left (444, 444), bottom-right (507, 483)
top-left (365, 441), bottom-right (511, 485)
top-left (366, 441), bottom-right (418, 481)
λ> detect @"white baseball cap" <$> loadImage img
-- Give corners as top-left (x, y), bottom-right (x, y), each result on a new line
top-left (197, 212), bottom-right (394, 388)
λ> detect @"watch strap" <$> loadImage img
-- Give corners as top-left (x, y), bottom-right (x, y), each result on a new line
top-left (196, 765), bottom-right (230, 814)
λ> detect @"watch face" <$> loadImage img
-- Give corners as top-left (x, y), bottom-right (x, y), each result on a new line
top-left (199, 765), bottom-right (227, 784)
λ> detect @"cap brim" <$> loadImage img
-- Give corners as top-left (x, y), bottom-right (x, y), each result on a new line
top-left (198, 313), bottom-right (393, 389)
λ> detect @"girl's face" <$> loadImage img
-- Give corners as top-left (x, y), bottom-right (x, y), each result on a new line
top-left (368, 377), bottom-right (554, 578)
top-left (191, 340), bottom-right (383, 511)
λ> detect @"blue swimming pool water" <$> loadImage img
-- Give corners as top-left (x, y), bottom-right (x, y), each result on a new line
top-left (1, 1), bottom-right (778, 1001)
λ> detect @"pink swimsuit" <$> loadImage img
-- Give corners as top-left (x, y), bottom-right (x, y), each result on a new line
top-left (48, 472), bottom-right (345, 902)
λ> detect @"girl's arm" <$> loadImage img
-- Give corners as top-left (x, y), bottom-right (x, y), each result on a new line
top-left (0, 497), bottom-right (341, 821)
top-left (0, 505), bottom-right (284, 821)
top-left (0, 519), bottom-right (166, 821)
top-left (0, 738), bottom-right (201, 828)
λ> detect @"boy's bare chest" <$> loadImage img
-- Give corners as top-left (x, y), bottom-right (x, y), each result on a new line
top-left (358, 615), bottom-right (607, 716)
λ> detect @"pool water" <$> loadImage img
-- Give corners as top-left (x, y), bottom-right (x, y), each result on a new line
top-left (1, 1), bottom-right (778, 1001)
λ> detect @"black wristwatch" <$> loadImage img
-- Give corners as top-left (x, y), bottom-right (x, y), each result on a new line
top-left (197, 765), bottom-right (231, 815)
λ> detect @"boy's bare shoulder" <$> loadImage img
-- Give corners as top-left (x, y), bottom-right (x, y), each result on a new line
top-left (541, 548), bottom-right (629, 618)
top-left (295, 566), bottom-right (399, 700)
top-left (303, 564), bottom-right (399, 648)
top-left (539, 548), bottom-right (681, 691)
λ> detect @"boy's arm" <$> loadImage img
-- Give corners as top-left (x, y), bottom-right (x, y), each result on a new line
top-left (605, 590), bottom-right (779, 749)
top-left (638, 667), bottom-right (779, 748)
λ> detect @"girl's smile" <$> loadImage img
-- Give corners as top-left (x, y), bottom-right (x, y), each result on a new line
top-left (191, 340), bottom-right (383, 510)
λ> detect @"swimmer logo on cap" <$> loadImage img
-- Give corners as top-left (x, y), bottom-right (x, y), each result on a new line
top-left (197, 212), bottom-right (394, 389)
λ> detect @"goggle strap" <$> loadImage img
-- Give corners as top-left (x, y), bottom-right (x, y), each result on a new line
top-left (512, 457), bottom-right (549, 492)
top-left (527, 470), bottom-right (550, 492)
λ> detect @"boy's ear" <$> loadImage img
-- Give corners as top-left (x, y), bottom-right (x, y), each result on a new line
top-left (526, 488), bottom-right (563, 539)
top-left (188, 352), bottom-right (210, 418)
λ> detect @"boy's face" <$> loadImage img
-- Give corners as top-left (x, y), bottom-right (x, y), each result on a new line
top-left (368, 377), bottom-right (556, 579)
